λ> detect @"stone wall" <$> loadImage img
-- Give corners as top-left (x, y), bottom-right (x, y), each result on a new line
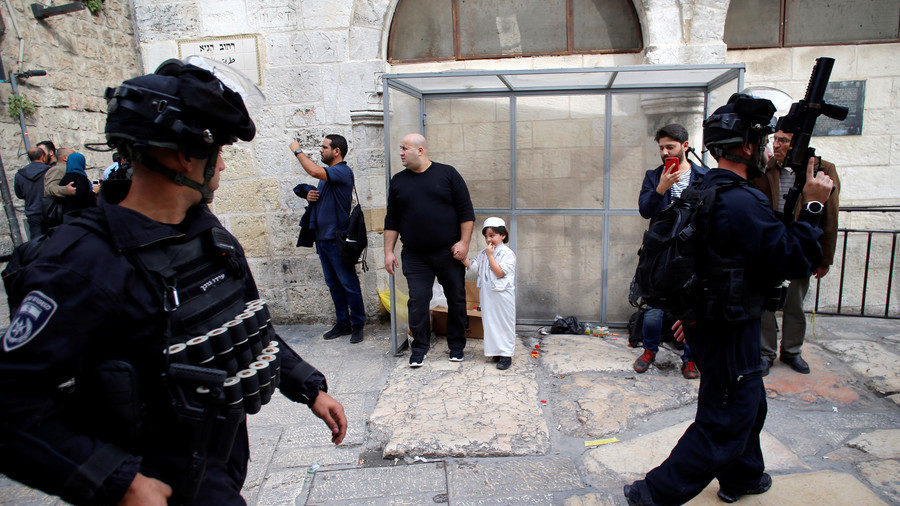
top-left (125, 0), bottom-right (899, 322)
top-left (0, 0), bottom-right (141, 243)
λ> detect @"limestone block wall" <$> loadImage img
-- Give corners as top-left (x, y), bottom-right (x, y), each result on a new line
top-left (0, 0), bottom-right (141, 243)
top-left (123, 0), bottom-right (898, 322)
top-left (132, 0), bottom-right (392, 323)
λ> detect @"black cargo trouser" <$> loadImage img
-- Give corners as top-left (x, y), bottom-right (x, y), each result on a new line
top-left (644, 371), bottom-right (767, 504)
top-left (401, 247), bottom-right (467, 356)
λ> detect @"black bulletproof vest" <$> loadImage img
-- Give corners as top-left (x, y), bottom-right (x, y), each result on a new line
top-left (128, 226), bottom-right (247, 342)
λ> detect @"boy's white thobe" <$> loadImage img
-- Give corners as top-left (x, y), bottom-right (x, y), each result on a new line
top-left (470, 244), bottom-right (516, 357)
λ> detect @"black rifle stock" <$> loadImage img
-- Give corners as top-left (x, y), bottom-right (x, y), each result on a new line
top-left (778, 57), bottom-right (848, 223)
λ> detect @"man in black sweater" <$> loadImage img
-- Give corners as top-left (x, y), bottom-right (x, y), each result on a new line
top-left (384, 133), bottom-right (475, 367)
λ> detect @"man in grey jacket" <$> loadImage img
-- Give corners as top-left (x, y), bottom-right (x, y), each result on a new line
top-left (14, 147), bottom-right (51, 239)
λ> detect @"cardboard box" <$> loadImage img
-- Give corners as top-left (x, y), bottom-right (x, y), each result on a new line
top-left (430, 281), bottom-right (483, 339)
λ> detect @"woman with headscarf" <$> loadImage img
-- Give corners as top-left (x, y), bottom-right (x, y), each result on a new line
top-left (59, 152), bottom-right (97, 214)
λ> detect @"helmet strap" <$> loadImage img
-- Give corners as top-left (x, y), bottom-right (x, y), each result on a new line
top-left (131, 148), bottom-right (218, 203)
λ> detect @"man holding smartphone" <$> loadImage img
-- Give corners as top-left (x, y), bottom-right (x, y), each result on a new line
top-left (635, 124), bottom-right (707, 379)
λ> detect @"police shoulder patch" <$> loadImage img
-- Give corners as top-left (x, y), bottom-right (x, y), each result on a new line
top-left (3, 290), bottom-right (58, 352)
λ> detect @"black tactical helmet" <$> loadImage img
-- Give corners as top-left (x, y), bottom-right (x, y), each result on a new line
top-left (104, 58), bottom-right (256, 201)
top-left (703, 93), bottom-right (776, 176)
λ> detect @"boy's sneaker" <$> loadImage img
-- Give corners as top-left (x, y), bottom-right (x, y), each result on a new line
top-left (449, 350), bottom-right (464, 362)
top-left (409, 353), bottom-right (427, 368)
top-left (323, 323), bottom-right (352, 340)
top-left (633, 349), bottom-right (656, 373)
top-left (681, 360), bottom-right (699, 379)
top-left (496, 357), bottom-right (512, 370)
top-left (349, 325), bottom-right (364, 344)
top-left (717, 473), bottom-right (772, 503)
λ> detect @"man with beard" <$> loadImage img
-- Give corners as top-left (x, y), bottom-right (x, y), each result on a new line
top-left (290, 134), bottom-right (365, 343)
top-left (752, 126), bottom-right (840, 375)
top-left (635, 124), bottom-right (705, 379)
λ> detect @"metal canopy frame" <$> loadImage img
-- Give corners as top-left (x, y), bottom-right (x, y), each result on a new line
top-left (382, 64), bottom-right (745, 356)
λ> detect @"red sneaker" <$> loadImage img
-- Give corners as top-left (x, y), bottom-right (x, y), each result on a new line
top-left (633, 349), bottom-right (655, 373)
top-left (681, 360), bottom-right (699, 379)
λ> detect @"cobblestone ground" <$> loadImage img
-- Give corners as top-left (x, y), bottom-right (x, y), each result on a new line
top-left (0, 315), bottom-right (897, 505)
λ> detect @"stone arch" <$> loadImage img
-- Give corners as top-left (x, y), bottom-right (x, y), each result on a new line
top-left (381, 0), bottom-right (645, 63)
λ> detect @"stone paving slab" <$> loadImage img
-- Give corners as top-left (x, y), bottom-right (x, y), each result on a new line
top-left (685, 470), bottom-right (889, 505)
top-left (447, 456), bottom-right (584, 501)
top-left (553, 373), bottom-right (698, 437)
top-left (250, 391), bottom-right (371, 447)
top-left (539, 334), bottom-right (635, 375)
top-left (583, 421), bottom-right (805, 484)
top-left (562, 492), bottom-right (618, 505)
top-left (763, 343), bottom-right (868, 406)
top-left (249, 468), bottom-right (313, 506)
top-left (817, 339), bottom-right (900, 395)
top-left (856, 459), bottom-right (900, 504)
top-left (245, 425), bottom-right (285, 491)
top-left (539, 333), bottom-right (687, 376)
top-left (845, 429), bottom-right (900, 459)
top-left (369, 339), bottom-right (550, 458)
top-left (305, 462), bottom-right (446, 504)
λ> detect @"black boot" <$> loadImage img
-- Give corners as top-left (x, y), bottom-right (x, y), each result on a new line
top-left (717, 473), bottom-right (772, 503)
top-left (349, 325), bottom-right (364, 344)
top-left (323, 323), bottom-right (352, 340)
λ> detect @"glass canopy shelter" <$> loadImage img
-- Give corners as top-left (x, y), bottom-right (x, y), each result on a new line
top-left (382, 64), bottom-right (745, 355)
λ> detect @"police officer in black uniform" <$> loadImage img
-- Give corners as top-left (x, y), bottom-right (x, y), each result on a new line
top-left (624, 95), bottom-right (834, 505)
top-left (0, 59), bottom-right (347, 505)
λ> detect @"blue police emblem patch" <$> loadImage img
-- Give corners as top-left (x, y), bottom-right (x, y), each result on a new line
top-left (3, 291), bottom-right (57, 352)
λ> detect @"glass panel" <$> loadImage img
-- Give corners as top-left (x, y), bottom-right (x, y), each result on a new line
top-left (503, 71), bottom-right (614, 90)
top-left (607, 215), bottom-right (645, 323)
top-left (458, 0), bottom-right (567, 57)
top-left (388, 91), bottom-right (422, 178)
top-left (388, 0), bottom-right (454, 60)
top-left (515, 95), bottom-right (605, 209)
top-left (609, 94), bottom-right (649, 210)
top-left (573, 0), bottom-right (642, 51)
top-left (786, 0), bottom-right (899, 44)
top-left (724, 0), bottom-right (781, 47)
top-left (612, 69), bottom-right (727, 88)
top-left (426, 97), bottom-right (511, 209)
top-left (398, 75), bottom-right (508, 93)
top-left (516, 215), bottom-right (602, 321)
top-left (386, 91), bottom-right (423, 303)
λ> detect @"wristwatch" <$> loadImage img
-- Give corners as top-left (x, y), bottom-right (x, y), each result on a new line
top-left (293, 148), bottom-right (304, 156)
top-left (804, 201), bottom-right (824, 215)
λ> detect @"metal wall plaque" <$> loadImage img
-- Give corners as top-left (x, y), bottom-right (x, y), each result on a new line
top-left (813, 80), bottom-right (865, 136)
top-left (178, 34), bottom-right (261, 85)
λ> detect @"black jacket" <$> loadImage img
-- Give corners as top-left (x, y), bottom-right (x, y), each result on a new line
top-left (685, 169), bottom-right (822, 380)
top-left (293, 183), bottom-right (317, 247)
top-left (0, 198), bottom-right (327, 504)
top-left (639, 161), bottom-right (708, 219)
top-left (14, 161), bottom-right (50, 217)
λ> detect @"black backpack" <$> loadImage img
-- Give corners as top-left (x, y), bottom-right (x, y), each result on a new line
top-left (337, 185), bottom-right (368, 271)
top-left (629, 180), bottom-right (745, 322)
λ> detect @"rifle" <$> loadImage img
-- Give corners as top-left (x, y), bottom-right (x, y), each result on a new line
top-left (777, 57), bottom-right (848, 223)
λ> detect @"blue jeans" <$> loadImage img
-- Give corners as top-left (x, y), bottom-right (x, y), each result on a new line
top-left (316, 239), bottom-right (365, 327)
top-left (643, 308), bottom-right (692, 363)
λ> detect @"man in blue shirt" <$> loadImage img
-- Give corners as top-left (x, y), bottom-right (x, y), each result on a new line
top-left (290, 134), bottom-right (365, 343)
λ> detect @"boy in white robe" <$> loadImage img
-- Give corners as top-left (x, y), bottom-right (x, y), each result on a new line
top-left (464, 217), bottom-right (517, 370)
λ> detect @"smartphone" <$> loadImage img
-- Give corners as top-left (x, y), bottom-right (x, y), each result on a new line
top-left (664, 157), bottom-right (679, 174)
top-left (92, 180), bottom-right (100, 186)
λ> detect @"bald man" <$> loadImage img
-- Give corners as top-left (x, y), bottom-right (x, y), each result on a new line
top-left (384, 133), bottom-right (475, 367)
